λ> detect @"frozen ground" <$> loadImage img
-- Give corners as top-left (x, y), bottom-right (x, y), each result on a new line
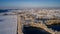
top-left (0, 9), bottom-right (60, 34)
top-left (0, 15), bottom-right (17, 34)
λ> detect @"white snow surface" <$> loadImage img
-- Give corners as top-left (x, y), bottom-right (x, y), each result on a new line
top-left (0, 15), bottom-right (17, 34)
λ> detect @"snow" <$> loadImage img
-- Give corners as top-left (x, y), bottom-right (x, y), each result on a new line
top-left (0, 15), bottom-right (17, 34)
top-left (0, 9), bottom-right (60, 34)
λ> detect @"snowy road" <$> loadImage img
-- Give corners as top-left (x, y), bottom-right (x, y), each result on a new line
top-left (0, 15), bottom-right (17, 34)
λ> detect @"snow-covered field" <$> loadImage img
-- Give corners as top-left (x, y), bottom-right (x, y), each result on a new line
top-left (0, 9), bottom-right (60, 34)
top-left (0, 15), bottom-right (17, 34)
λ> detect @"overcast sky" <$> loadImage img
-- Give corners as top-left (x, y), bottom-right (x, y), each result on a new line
top-left (0, 0), bottom-right (60, 9)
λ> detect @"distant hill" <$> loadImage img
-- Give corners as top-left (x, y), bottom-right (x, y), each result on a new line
top-left (0, 10), bottom-right (8, 13)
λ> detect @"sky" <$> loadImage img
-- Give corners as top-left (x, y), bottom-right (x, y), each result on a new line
top-left (0, 0), bottom-right (60, 9)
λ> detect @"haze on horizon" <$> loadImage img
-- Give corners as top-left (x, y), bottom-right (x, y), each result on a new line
top-left (0, 0), bottom-right (60, 9)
